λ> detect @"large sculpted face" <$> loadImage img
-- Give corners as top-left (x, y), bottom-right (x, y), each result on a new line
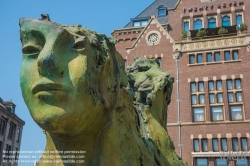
top-left (20, 19), bottom-right (104, 134)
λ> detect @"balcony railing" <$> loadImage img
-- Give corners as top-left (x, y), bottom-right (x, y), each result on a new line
top-left (189, 25), bottom-right (237, 40)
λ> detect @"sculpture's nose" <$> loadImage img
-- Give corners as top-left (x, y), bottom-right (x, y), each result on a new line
top-left (37, 47), bottom-right (59, 78)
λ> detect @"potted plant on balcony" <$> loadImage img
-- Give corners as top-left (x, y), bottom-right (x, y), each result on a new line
top-left (182, 30), bottom-right (188, 39)
top-left (237, 23), bottom-right (248, 34)
top-left (196, 29), bottom-right (207, 39)
top-left (218, 27), bottom-right (228, 36)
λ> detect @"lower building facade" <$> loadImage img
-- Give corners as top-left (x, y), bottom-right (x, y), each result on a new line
top-left (0, 98), bottom-right (25, 166)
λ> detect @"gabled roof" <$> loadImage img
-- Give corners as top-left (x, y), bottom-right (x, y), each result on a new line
top-left (125, 0), bottom-right (179, 28)
top-left (126, 16), bottom-right (174, 54)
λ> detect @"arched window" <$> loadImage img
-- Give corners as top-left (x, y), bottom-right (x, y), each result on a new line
top-left (236, 14), bottom-right (242, 26)
top-left (208, 17), bottom-right (216, 28)
top-left (183, 21), bottom-right (189, 31)
top-left (194, 19), bottom-right (202, 30)
top-left (222, 16), bottom-right (230, 27)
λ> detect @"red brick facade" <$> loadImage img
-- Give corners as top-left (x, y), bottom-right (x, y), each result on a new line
top-left (113, 0), bottom-right (250, 165)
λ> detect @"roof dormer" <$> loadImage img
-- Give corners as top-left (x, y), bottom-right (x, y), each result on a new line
top-left (157, 5), bottom-right (167, 17)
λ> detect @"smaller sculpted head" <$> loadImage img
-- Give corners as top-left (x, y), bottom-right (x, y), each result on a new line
top-left (19, 17), bottom-right (126, 135)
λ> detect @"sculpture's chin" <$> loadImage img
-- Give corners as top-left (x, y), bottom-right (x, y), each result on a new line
top-left (29, 104), bottom-right (68, 132)
top-left (29, 103), bottom-right (90, 135)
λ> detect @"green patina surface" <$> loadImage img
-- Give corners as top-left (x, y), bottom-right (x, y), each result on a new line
top-left (20, 16), bottom-right (186, 166)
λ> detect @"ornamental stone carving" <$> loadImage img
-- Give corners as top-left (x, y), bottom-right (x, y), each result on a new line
top-left (148, 33), bottom-right (159, 44)
top-left (181, 37), bottom-right (246, 51)
top-left (145, 30), bottom-right (161, 46)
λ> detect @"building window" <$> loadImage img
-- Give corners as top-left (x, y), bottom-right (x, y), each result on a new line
top-left (196, 158), bottom-right (208, 166)
top-left (191, 82), bottom-right (196, 92)
top-left (15, 148), bottom-right (18, 160)
top-left (227, 80), bottom-right (233, 90)
top-left (215, 158), bottom-right (227, 166)
top-left (222, 15), bottom-right (230, 27)
top-left (206, 53), bottom-right (212, 62)
top-left (184, 21), bottom-right (189, 31)
top-left (8, 123), bottom-right (16, 139)
top-left (221, 138), bottom-right (227, 151)
top-left (191, 81), bottom-right (205, 122)
top-left (208, 17), bottom-right (216, 28)
top-left (227, 79), bottom-right (243, 121)
top-left (17, 129), bottom-right (21, 142)
top-left (148, 33), bottom-right (159, 45)
top-left (157, 58), bottom-right (162, 67)
top-left (5, 144), bottom-right (11, 151)
top-left (235, 79), bottom-right (241, 89)
top-left (217, 93), bottom-right (223, 103)
top-left (215, 52), bottom-right (220, 62)
top-left (133, 21), bottom-right (141, 27)
top-left (236, 159), bottom-right (248, 166)
top-left (197, 54), bottom-right (203, 63)
top-left (209, 81), bottom-right (214, 91)
top-left (236, 92), bottom-right (242, 102)
top-left (189, 50), bottom-right (240, 64)
top-left (192, 95), bottom-right (197, 105)
top-left (0, 141), bottom-right (2, 157)
top-left (5, 144), bottom-right (11, 160)
top-left (158, 9), bottom-right (166, 16)
top-left (189, 55), bottom-right (195, 64)
top-left (241, 138), bottom-right (248, 151)
top-left (228, 92), bottom-right (233, 102)
top-left (193, 139), bottom-right (199, 152)
top-left (232, 138), bottom-right (239, 151)
top-left (233, 50), bottom-right (238, 60)
top-left (216, 81), bottom-right (222, 90)
top-left (213, 138), bottom-right (219, 151)
top-left (230, 105), bottom-right (243, 120)
top-left (157, 5), bottom-right (166, 16)
top-left (224, 51), bottom-right (230, 61)
top-left (236, 14), bottom-right (243, 26)
top-left (0, 118), bottom-right (7, 134)
top-left (133, 20), bottom-right (148, 27)
top-left (202, 139), bottom-right (208, 152)
top-left (211, 106), bottom-right (223, 121)
top-left (209, 94), bottom-right (215, 104)
top-left (140, 20), bottom-right (148, 26)
top-left (198, 82), bottom-right (204, 92)
top-left (194, 19), bottom-right (203, 30)
top-left (193, 107), bottom-right (205, 122)
top-left (199, 94), bottom-right (205, 104)
top-left (208, 80), bottom-right (224, 121)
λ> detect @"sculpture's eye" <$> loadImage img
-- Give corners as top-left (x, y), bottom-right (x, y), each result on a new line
top-left (22, 45), bottom-right (40, 55)
top-left (72, 41), bottom-right (85, 50)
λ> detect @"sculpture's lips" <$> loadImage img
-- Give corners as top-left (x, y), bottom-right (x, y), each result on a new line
top-left (32, 83), bottom-right (69, 95)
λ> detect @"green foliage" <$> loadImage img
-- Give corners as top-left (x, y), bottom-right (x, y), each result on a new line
top-left (237, 23), bottom-right (248, 31)
top-left (182, 30), bottom-right (188, 39)
top-left (218, 27), bottom-right (228, 35)
top-left (196, 29), bottom-right (207, 38)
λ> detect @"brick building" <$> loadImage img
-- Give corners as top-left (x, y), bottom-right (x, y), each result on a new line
top-left (0, 98), bottom-right (25, 166)
top-left (112, 0), bottom-right (250, 165)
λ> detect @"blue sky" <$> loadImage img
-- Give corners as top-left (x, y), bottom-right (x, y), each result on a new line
top-left (0, 0), bottom-right (153, 165)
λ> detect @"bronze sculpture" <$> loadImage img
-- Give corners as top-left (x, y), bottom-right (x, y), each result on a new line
top-left (20, 15), bottom-right (185, 166)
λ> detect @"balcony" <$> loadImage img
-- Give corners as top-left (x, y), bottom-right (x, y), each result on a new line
top-left (189, 25), bottom-right (237, 40)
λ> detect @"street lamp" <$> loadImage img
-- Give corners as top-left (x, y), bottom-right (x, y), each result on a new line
top-left (173, 48), bottom-right (182, 158)
top-left (173, 49), bottom-right (181, 60)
